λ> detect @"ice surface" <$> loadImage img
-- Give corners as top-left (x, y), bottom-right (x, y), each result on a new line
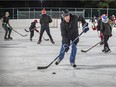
top-left (0, 20), bottom-right (116, 87)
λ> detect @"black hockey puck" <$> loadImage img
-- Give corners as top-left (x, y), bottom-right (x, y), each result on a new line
top-left (52, 72), bottom-right (56, 74)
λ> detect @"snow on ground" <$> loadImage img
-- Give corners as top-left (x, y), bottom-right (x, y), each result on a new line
top-left (0, 20), bottom-right (116, 87)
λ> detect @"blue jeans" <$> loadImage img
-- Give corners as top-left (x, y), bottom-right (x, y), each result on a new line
top-left (59, 43), bottom-right (77, 63)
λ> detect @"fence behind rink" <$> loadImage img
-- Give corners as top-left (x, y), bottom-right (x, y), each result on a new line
top-left (0, 7), bottom-right (116, 28)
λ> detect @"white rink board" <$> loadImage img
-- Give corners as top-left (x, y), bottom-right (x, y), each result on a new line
top-left (9, 19), bottom-right (59, 28)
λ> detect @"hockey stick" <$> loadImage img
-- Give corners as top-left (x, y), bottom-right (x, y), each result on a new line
top-left (81, 41), bottom-right (101, 53)
top-left (12, 28), bottom-right (27, 37)
top-left (37, 30), bottom-right (85, 69)
top-left (24, 26), bottom-right (40, 32)
top-left (24, 29), bottom-right (49, 41)
top-left (24, 29), bottom-right (30, 32)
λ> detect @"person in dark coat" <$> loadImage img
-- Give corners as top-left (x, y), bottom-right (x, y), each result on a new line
top-left (97, 15), bottom-right (104, 45)
top-left (1, 12), bottom-right (13, 40)
top-left (29, 19), bottom-right (38, 41)
top-left (55, 9), bottom-right (89, 67)
top-left (37, 8), bottom-right (55, 44)
top-left (100, 14), bottom-right (112, 53)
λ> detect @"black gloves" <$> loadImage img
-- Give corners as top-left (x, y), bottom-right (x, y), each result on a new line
top-left (63, 44), bottom-right (69, 52)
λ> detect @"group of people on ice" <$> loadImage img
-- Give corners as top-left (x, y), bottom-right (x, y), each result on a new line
top-left (28, 8), bottom-right (55, 44)
top-left (1, 8), bottom-right (113, 67)
top-left (1, 9), bottom-right (55, 44)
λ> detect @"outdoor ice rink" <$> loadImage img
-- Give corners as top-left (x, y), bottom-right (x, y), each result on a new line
top-left (0, 20), bottom-right (116, 87)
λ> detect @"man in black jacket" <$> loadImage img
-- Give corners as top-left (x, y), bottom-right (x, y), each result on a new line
top-left (2, 12), bottom-right (13, 40)
top-left (100, 14), bottom-right (112, 53)
top-left (29, 19), bottom-right (38, 41)
top-left (55, 9), bottom-right (89, 67)
top-left (37, 8), bottom-right (55, 44)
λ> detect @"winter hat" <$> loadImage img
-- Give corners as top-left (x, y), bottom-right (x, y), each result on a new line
top-left (61, 9), bottom-right (70, 17)
top-left (101, 14), bottom-right (109, 23)
top-left (41, 8), bottom-right (46, 14)
top-left (34, 19), bottom-right (38, 23)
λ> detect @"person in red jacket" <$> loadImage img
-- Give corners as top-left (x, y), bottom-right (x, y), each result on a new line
top-left (110, 15), bottom-right (116, 27)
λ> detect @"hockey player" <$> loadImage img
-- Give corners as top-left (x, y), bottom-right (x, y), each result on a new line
top-left (55, 9), bottom-right (89, 67)
top-left (110, 15), bottom-right (116, 27)
top-left (29, 19), bottom-right (39, 41)
top-left (100, 14), bottom-right (112, 53)
top-left (97, 15), bottom-right (104, 45)
top-left (89, 15), bottom-right (98, 30)
top-left (37, 8), bottom-right (55, 44)
top-left (1, 12), bottom-right (13, 40)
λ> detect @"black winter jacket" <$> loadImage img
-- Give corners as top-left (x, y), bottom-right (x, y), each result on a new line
top-left (97, 19), bottom-right (112, 36)
top-left (2, 16), bottom-right (9, 24)
top-left (60, 14), bottom-right (86, 45)
top-left (40, 14), bottom-right (52, 26)
top-left (102, 22), bottom-right (112, 36)
top-left (29, 22), bottom-right (36, 31)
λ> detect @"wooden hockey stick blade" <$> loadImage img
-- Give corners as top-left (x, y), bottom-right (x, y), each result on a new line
top-left (24, 29), bottom-right (29, 32)
top-left (22, 34), bottom-right (28, 37)
top-left (37, 66), bottom-right (49, 69)
top-left (44, 38), bottom-right (49, 41)
top-left (81, 50), bottom-right (87, 53)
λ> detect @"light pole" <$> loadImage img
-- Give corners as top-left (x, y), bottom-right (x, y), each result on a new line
top-left (40, 0), bottom-right (43, 7)
top-left (107, 6), bottom-right (109, 16)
